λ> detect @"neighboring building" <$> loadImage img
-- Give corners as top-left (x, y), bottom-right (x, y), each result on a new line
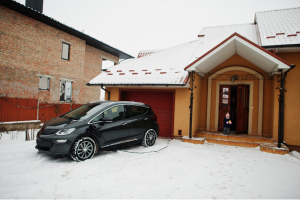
top-left (88, 7), bottom-right (300, 150)
top-left (0, 0), bottom-right (133, 104)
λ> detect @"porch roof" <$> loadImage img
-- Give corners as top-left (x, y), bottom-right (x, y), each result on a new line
top-left (184, 33), bottom-right (291, 76)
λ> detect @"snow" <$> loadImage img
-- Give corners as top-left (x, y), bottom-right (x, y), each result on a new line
top-left (1, 131), bottom-right (300, 199)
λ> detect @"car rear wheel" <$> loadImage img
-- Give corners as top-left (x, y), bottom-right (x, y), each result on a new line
top-left (70, 137), bottom-right (96, 161)
top-left (142, 129), bottom-right (157, 147)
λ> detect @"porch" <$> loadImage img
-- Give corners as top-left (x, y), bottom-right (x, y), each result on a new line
top-left (181, 131), bottom-right (289, 155)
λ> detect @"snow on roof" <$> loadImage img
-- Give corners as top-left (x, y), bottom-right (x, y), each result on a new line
top-left (191, 23), bottom-right (260, 62)
top-left (137, 50), bottom-right (162, 58)
top-left (88, 40), bottom-right (203, 86)
top-left (255, 7), bottom-right (300, 47)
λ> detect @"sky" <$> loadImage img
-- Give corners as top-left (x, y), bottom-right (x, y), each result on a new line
top-left (15, 0), bottom-right (300, 61)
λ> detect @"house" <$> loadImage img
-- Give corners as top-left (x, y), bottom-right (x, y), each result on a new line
top-left (87, 7), bottom-right (300, 152)
top-left (0, 0), bottom-right (133, 122)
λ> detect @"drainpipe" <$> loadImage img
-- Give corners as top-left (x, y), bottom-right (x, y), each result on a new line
top-left (189, 72), bottom-right (195, 139)
top-left (101, 85), bottom-right (110, 101)
top-left (278, 64), bottom-right (296, 148)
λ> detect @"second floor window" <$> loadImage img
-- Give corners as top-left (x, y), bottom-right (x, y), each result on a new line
top-left (59, 80), bottom-right (72, 101)
top-left (61, 42), bottom-right (70, 60)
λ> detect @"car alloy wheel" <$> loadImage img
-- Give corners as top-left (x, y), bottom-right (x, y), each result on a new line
top-left (70, 137), bottom-right (96, 161)
top-left (142, 129), bottom-right (157, 147)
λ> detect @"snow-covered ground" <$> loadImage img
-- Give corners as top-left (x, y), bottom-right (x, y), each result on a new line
top-left (0, 131), bottom-right (300, 199)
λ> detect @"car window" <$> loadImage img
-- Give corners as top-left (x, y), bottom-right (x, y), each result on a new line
top-left (127, 105), bottom-right (147, 118)
top-left (104, 105), bottom-right (125, 122)
top-left (63, 104), bottom-right (107, 120)
top-left (90, 113), bottom-right (104, 123)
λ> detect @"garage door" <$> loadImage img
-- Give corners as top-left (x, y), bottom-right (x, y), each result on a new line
top-left (120, 91), bottom-right (173, 138)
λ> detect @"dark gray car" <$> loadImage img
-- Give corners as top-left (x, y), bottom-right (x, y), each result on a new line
top-left (36, 101), bottom-right (159, 161)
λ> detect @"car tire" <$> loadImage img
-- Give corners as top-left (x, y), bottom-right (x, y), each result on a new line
top-left (70, 137), bottom-right (96, 162)
top-left (142, 129), bottom-right (157, 147)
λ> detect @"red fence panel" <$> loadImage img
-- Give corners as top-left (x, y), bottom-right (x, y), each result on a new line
top-left (0, 98), bottom-right (38, 122)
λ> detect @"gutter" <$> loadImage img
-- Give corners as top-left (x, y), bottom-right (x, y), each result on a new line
top-left (101, 85), bottom-right (110, 101)
top-left (86, 83), bottom-right (187, 87)
top-left (262, 44), bottom-right (300, 49)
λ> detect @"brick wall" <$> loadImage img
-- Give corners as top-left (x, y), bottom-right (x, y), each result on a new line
top-left (0, 5), bottom-right (118, 104)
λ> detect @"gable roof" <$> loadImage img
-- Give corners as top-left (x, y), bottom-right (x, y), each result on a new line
top-left (184, 33), bottom-right (291, 75)
top-left (255, 7), bottom-right (300, 48)
top-left (0, 0), bottom-right (134, 60)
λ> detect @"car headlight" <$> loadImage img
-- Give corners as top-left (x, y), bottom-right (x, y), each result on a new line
top-left (56, 128), bottom-right (76, 135)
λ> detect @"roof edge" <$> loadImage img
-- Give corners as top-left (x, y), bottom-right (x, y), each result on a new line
top-left (184, 32), bottom-right (291, 71)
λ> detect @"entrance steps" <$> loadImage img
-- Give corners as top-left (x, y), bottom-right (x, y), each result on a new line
top-left (181, 131), bottom-right (289, 155)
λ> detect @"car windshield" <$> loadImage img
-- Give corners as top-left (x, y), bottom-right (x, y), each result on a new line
top-left (62, 103), bottom-right (107, 120)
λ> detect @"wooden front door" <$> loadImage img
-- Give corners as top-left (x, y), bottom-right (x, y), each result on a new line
top-left (218, 86), bottom-right (231, 131)
top-left (236, 85), bottom-right (249, 134)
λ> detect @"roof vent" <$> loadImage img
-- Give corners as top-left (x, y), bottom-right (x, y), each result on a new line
top-left (160, 72), bottom-right (166, 74)
top-left (198, 34), bottom-right (205, 37)
top-left (155, 69), bottom-right (161, 71)
top-left (266, 36), bottom-right (275, 39)
top-left (287, 34), bottom-right (297, 37)
top-left (106, 71), bottom-right (111, 73)
top-left (145, 72), bottom-right (151, 75)
top-left (117, 70), bottom-right (122, 72)
top-left (297, 31), bottom-right (300, 34)
top-left (132, 73), bottom-right (138, 75)
top-left (142, 70), bottom-right (148, 71)
top-left (107, 73), bottom-right (113, 75)
top-left (119, 73), bottom-right (125, 75)
top-left (129, 70), bottom-right (135, 72)
top-left (276, 33), bottom-right (285, 35)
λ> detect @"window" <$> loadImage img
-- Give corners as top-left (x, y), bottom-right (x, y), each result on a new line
top-left (127, 106), bottom-right (147, 118)
top-left (39, 77), bottom-right (50, 90)
top-left (59, 80), bottom-right (72, 101)
top-left (61, 42), bottom-right (70, 60)
top-left (90, 105), bottom-right (125, 123)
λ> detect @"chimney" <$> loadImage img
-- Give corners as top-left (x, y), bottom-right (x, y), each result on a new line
top-left (25, 0), bottom-right (44, 13)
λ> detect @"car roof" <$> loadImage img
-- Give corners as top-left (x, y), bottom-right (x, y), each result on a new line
top-left (87, 101), bottom-right (149, 107)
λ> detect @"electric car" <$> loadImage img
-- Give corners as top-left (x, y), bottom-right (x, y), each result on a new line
top-left (36, 101), bottom-right (159, 161)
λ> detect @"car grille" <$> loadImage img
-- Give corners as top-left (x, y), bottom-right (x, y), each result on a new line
top-left (36, 139), bottom-right (54, 151)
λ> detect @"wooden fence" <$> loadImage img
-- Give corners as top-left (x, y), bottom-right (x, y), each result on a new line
top-left (0, 98), bottom-right (83, 123)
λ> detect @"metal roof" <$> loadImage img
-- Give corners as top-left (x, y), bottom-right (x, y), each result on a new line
top-left (255, 7), bottom-right (300, 48)
top-left (0, 0), bottom-right (134, 60)
top-left (88, 40), bottom-right (203, 86)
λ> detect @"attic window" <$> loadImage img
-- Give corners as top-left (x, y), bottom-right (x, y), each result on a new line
top-left (198, 35), bottom-right (205, 37)
top-left (266, 36), bottom-right (275, 39)
top-left (276, 33), bottom-right (285, 35)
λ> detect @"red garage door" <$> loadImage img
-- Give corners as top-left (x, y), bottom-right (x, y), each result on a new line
top-left (120, 91), bottom-right (174, 138)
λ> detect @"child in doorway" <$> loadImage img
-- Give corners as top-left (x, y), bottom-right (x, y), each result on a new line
top-left (223, 112), bottom-right (232, 135)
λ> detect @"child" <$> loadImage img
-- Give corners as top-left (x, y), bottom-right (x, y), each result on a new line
top-left (223, 112), bottom-right (232, 135)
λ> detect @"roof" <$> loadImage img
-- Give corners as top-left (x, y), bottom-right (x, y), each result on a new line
top-left (255, 7), bottom-right (300, 48)
top-left (185, 33), bottom-right (291, 75)
top-left (137, 50), bottom-right (162, 58)
top-left (0, 0), bottom-right (134, 60)
top-left (88, 40), bottom-right (203, 86)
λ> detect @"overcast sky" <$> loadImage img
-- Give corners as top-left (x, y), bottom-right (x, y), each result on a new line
top-left (16, 0), bottom-right (300, 60)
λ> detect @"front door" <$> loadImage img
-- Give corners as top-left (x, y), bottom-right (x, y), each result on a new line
top-left (218, 85), bottom-right (249, 133)
top-left (236, 85), bottom-right (249, 134)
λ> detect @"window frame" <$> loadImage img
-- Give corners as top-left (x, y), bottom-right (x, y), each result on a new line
top-left (61, 42), bottom-right (70, 61)
top-left (59, 80), bottom-right (73, 102)
top-left (39, 76), bottom-right (50, 91)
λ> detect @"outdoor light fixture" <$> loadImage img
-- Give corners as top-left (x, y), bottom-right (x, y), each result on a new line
top-left (231, 76), bottom-right (235, 83)
top-left (231, 75), bottom-right (239, 83)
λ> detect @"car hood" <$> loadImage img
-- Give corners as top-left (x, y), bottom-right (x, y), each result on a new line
top-left (41, 117), bottom-right (85, 135)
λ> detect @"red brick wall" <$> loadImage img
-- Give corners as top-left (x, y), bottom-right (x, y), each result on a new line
top-left (0, 5), bottom-right (118, 104)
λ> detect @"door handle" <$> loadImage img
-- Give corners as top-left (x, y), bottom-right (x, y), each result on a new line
top-left (121, 123), bottom-right (127, 125)
top-left (144, 118), bottom-right (148, 120)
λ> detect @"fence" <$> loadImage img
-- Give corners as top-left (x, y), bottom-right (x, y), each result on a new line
top-left (0, 97), bottom-right (83, 123)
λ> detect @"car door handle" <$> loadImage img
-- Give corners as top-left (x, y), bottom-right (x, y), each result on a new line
top-left (121, 123), bottom-right (127, 125)
top-left (144, 118), bottom-right (148, 120)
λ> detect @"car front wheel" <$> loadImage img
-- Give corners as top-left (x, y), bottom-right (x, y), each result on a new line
top-left (70, 137), bottom-right (96, 161)
top-left (142, 129), bottom-right (157, 147)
